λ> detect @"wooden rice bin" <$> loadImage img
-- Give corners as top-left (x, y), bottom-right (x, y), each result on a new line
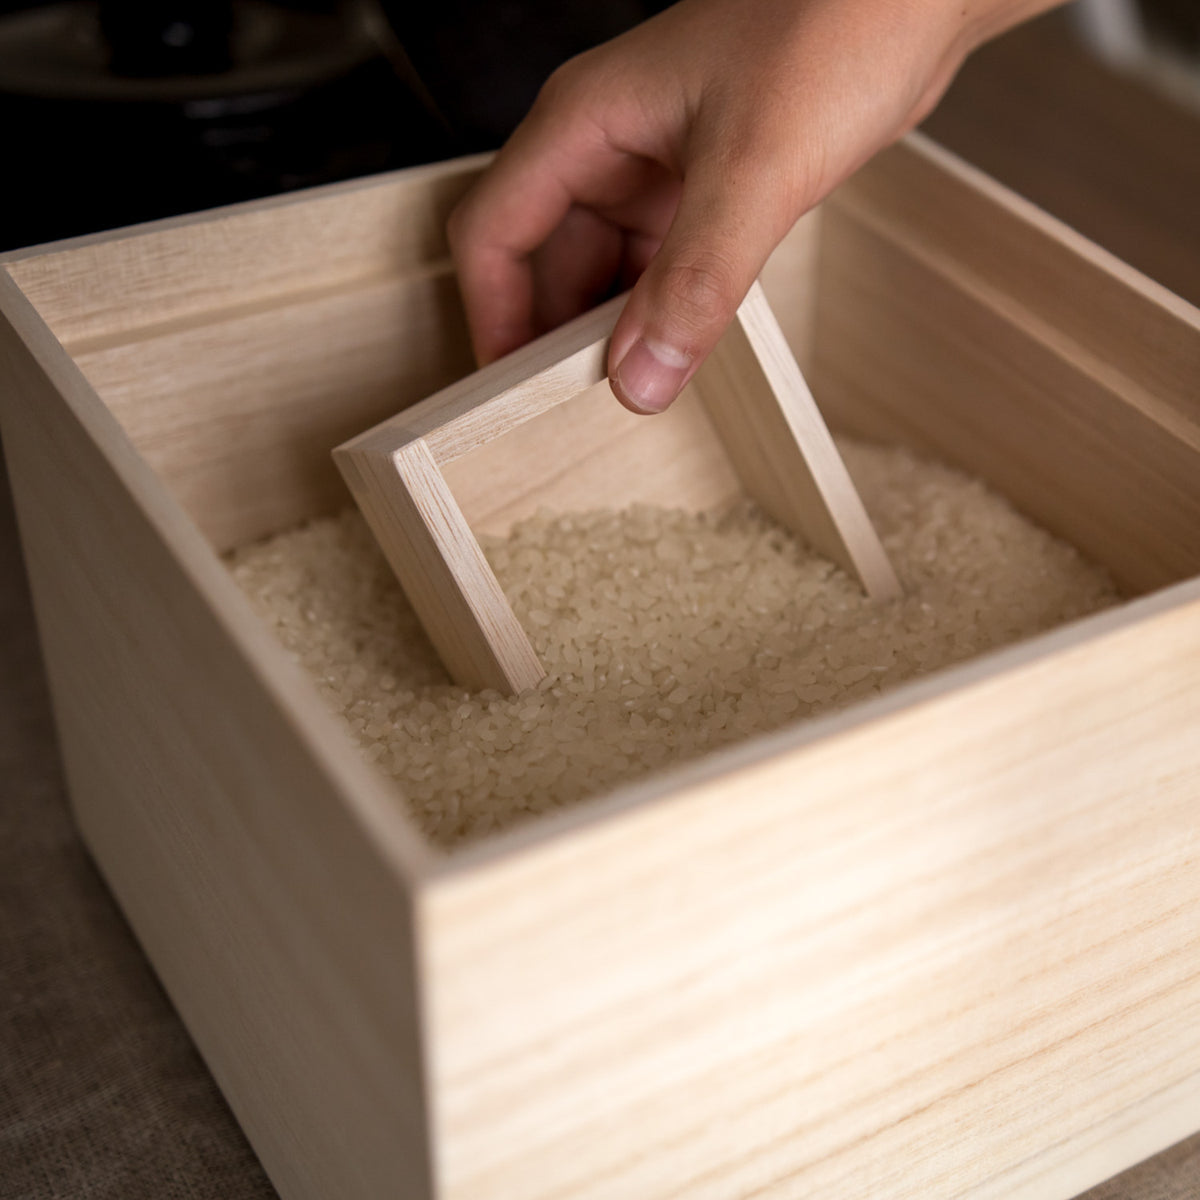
top-left (2, 133), bottom-right (1199, 1200)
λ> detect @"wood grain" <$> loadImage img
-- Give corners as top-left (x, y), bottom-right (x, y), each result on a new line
top-left (695, 283), bottom-right (900, 601)
top-left (335, 300), bottom-right (631, 693)
top-left (410, 299), bottom-right (623, 463)
top-left (812, 137), bottom-right (1200, 595)
top-left (423, 579), bottom-right (1200, 1200)
top-left (1, 155), bottom-right (488, 347)
top-left (835, 136), bottom-right (1200, 419)
top-left (923, 11), bottom-right (1200, 309)
top-left (759, 207), bottom-right (823, 373)
top-left (74, 265), bottom-right (472, 552)
top-left (0, 266), bottom-right (436, 1200)
top-left (342, 437), bottom-right (544, 695)
top-left (441, 379), bottom-right (741, 537)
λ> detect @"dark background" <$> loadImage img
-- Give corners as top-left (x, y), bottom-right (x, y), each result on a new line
top-left (0, 0), bottom-right (1195, 253)
top-left (0, 0), bottom-right (675, 252)
top-left (2, 0), bottom-right (1195, 254)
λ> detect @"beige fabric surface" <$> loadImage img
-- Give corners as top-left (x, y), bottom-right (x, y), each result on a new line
top-left (0, 447), bottom-right (275, 1199)
top-left (2, 442), bottom-right (1198, 1198)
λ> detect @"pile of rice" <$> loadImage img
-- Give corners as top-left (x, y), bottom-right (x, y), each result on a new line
top-left (227, 439), bottom-right (1118, 847)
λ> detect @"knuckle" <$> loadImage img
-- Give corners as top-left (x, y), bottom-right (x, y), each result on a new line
top-left (533, 43), bottom-right (621, 124)
top-left (656, 253), bottom-right (739, 338)
top-left (535, 54), bottom-right (590, 113)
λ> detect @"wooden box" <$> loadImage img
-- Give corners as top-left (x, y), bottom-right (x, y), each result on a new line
top-left (2, 135), bottom-right (1199, 1200)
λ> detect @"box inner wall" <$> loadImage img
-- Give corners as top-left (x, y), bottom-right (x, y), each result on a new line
top-left (9, 142), bottom-right (1199, 594)
top-left (47, 188), bottom-right (1200, 599)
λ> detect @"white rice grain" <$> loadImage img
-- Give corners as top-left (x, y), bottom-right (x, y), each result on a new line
top-left (226, 439), bottom-right (1118, 848)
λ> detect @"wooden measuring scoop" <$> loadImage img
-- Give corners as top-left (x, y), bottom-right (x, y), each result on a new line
top-left (334, 282), bottom-right (899, 695)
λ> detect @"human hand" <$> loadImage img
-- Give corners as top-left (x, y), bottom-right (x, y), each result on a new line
top-left (448, 0), bottom-right (1063, 414)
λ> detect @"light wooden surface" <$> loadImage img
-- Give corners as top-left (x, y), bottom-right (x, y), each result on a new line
top-left (441, 377), bottom-right (742, 536)
top-left (336, 283), bottom-right (897, 693)
top-left (2, 136), bottom-right (1199, 1200)
top-left (70, 267), bottom-right (471, 553)
top-left (424, 578), bottom-right (1200, 1200)
top-left (692, 282), bottom-right (899, 599)
top-left (374, 294), bottom-right (622, 461)
top-left (0, 265), bottom-right (437, 1200)
top-left (808, 135), bottom-right (1200, 597)
top-left (342, 434), bottom-right (547, 694)
top-left (2, 154), bottom-right (489, 346)
top-left (922, 11), bottom-right (1200, 310)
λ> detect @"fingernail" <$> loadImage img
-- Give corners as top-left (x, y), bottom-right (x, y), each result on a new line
top-left (614, 337), bottom-right (692, 414)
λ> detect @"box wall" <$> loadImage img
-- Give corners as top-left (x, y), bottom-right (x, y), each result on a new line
top-left (810, 138), bottom-right (1200, 594)
top-left (422, 582), bottom-right (1200, 1200)
top-left (72, 266), bottom-right (473, 552)
top-left (39, 163), bottom-right (824, 555)
top-left (3, 159), bottom-right (486, 347)
top-left (2, 163), bottom-right (488, 553)
top-left (0, 271), bottom-right (437, 1200)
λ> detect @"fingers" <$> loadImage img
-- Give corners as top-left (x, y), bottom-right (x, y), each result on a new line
top-left (448, 68), bottom-right (660, 365)
top-left (446, 129), bottom-right (578, 365)
top-left (531, 206), bottom-right (623, 332)
top-left (608, 136), bottom-right (804, 414)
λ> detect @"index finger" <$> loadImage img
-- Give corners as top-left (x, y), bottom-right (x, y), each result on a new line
top-left (447, 87), bottom-right (653, 364)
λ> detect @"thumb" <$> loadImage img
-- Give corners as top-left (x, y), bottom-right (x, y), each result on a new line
top-left (608, 152), bottom-right (799, 415)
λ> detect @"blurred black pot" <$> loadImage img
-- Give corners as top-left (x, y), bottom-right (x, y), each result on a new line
top-left (0, 0), bottom-right (453, 250)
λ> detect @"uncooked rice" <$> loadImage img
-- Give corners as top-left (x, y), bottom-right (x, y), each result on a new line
top-left (226, 439), bottom-right (1118, 847)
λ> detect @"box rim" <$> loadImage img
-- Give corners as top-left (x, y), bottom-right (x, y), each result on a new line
top-left (0, 151), bottom-right (494, 269)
